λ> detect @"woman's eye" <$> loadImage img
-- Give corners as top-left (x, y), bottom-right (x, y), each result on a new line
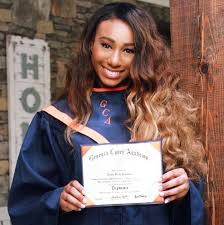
top-left (101, 43), bottom-right (111, 49)
top-left (124, 48), bottom-right (135, 54)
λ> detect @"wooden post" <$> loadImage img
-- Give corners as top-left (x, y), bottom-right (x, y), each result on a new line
top-left (170, 1), bottom-right (224, 224)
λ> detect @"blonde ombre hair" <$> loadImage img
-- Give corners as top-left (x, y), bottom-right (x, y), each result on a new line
top-left (127, 78), bottom-right (206, 180)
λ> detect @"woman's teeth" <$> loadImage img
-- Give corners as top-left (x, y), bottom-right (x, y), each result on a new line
top-left (104, 68), bottom-right (120, 77)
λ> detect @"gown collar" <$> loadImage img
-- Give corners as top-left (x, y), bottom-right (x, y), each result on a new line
top-left (92, 85), bottom-right (128, 92)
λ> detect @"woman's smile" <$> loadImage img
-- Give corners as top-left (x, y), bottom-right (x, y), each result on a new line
top-left (102, 66), bottom-right (124, 79)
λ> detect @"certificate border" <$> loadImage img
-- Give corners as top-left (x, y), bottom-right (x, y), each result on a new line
top-left (81, 139), bottom-right (164, 208)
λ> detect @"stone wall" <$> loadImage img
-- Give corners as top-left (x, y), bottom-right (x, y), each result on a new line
top-left (0, 0), bottom-right (169, 206)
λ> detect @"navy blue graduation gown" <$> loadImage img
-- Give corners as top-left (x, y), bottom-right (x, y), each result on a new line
top-left (8, 88), bottom-right (205, 225)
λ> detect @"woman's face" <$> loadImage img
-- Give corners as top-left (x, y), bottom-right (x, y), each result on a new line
top-left (91, 18), bottom-right (135, 87)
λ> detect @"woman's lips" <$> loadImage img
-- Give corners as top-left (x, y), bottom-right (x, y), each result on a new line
top-left (103, 67), bottom-right (123, 79)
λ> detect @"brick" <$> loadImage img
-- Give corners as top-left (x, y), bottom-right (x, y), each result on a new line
top-left (0, 175), bottom-right (9, 193)
top-left (0, 83), bottom-right (7, 97)
top-left (70, 41), bottom-right (80, 49)
top-left (37, 20), bottom-right (54, 34)
top-left (51, 75), bottom-right (56, 98)
top-left (0, 112), bottom-right (7, 123)
top-left (0, 193), bottom-right (8, 206)
top-left (54, 23), bottom-right (72, 32)
top-left (0, 41), bottom-right (4, 49)
top-left (74, 18), bottom-right (86, 25)
top-left (35, 33), bottom-right (46, 40)
top-left (0, 123), bottom-right (8, 141)
top-left (0, 22), bottom-right (9, 31)
top-left (0, 32), bottom-right (4, 41)
top-left (0, 48), bottom-right (6, 56)
top-left (56, 60), bottom-right (67, 88)
top-left (8, 25), bottom-right (35, 38)
top-left (76, 13), bottom-right (87, 20)
top-left (0, 71), bottom-right (7, 81)
top-left (48, 40), bottom-right (69, 49)
top-left (0, 142), bottom-right (8, 159)
top-left (12, 0), bottom-right (50, 28)
top-left (51, 0), bottom-right (76, 18)
top-left (56, 30), bottom-right (68, 37)
top-left (71, 26), bottom-right (82, 39)
top-left (0, 0), bottom-right (12, 3)
top-left (0, 97), bottom-right (7, 111)
top-left (0, 0), bottom-right (12, 8)
top-left (52, 16), bottom-right (73, 25)
top-left (0, 56), bottom-right (6, 69)
top-left (0, 69), bottom-right (6, 81)
top-left (0, 9), bottom-right (12, 22)
top-left (56, 48), bottom-right (72, 59)
top-left (48, 40), bottom-right (62, 49)
top-left (77, 1), bottom-right (93, 8)
top-left (0, 160), bottom-right (9, 175)
top-left (49, 33), bottom-right (73, 43)
top-left (76, 5), bottom-right (88, 14)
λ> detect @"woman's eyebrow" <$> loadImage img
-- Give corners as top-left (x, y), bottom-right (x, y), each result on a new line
top-left (99, 36), bottom-right (134, 46)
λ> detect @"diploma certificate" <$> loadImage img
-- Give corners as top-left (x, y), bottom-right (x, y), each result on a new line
top-left (81, 140), bottom-right (164, 207)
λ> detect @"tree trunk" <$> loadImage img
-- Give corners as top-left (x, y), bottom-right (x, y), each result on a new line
top-left (170, 1), bottom-right (224, 224)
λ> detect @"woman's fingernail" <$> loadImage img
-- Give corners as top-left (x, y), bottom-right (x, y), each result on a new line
top-left (82, 190), bottom-right (86, 195)
top-left (83, 198), bottom-right (87, 204)
top-left (164, 199), bottom-right (169, 204)
top-left (158, 186), bottom-right (163, 191)
top-left (159, 192), bottom-right (164, 197)
top-left (81, 204), bottom-right (86, 209)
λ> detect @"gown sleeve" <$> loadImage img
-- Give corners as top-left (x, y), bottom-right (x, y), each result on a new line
top-left (8, 111), bottom-right (72, 225)
top-left (171, 180), bottom-right (205, 225)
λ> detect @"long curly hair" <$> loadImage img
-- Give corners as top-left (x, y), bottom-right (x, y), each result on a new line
top-left (63, 2), bottom-right (207, 180)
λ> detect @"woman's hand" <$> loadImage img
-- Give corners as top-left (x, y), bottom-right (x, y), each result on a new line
top-left (159, 168), bottom-right (189, 204)
top-left (60, 180), bottom-right (87, 212)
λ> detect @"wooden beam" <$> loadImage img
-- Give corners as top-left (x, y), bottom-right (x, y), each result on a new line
top-left (137, 0), bottom-right (169, 7)
top-left (170, 1), bottom-right (224, 224)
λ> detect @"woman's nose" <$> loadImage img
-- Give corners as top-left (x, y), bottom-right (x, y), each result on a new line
top-left (108, 51), bottom-right (121, 67)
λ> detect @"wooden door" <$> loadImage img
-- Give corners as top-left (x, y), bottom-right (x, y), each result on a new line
top-left (170, 1), bottom-right (224, 224)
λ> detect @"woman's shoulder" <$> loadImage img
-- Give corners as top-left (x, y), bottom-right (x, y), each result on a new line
top-left (35, 97), bottom-right (73, 131)
top-left (52, 98), bottom-right (73, 117)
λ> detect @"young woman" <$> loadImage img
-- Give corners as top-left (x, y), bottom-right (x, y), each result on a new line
top-left (8, 2), bottom-right (206, 225)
